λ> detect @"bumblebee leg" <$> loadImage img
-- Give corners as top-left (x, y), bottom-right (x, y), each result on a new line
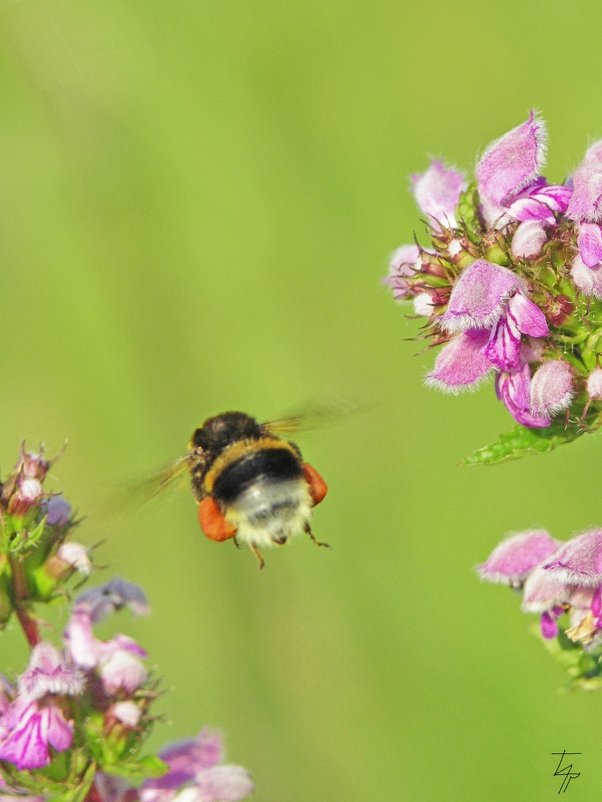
top-left (304, 523), bottom-right (330, 549)
top-left (232, 535), bottom-right (241, 550)
top-left (249, 543), bottom-right (266, 570)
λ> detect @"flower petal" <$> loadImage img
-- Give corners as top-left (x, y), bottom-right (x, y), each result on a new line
top-left (544, 529), bottom-right (602, 586)
top-left (411, 160), bottom-right (465, 230)
top-left (567, 139), bottom-right (602, 222)
top-left (477, 530), bottom-right (561, 586)
top-left (507, 293), bottom-right (549, 338)
top-left (476, 112), bottom-right (546, 212)
top-left (578, 222), bottom-right (602, 267)
top-left (570, 255), bottom-right (602, 298)
top-left (511, 221), bottom-right (548, 259)
top-left (495, 364), bottom-right (551, 428)
top-left (439, 260), bottom-right (522, 332)
top-left (529, 360), bottom-right (574, 417)
top-left (425, 330), bottom-right (492, 392)
top-left (382, 244), bottom-right (421, 300)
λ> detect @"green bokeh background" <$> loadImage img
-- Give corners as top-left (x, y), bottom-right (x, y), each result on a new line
top-left (1, 1), bottom-right (602, 800)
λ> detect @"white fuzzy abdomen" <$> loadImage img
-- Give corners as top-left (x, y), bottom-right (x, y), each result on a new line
top-left (226, 478), bottom-right (312, 548)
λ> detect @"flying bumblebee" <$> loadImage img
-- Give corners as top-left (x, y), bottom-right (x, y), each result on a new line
top-left (145, 411), bottom-right (329, 568)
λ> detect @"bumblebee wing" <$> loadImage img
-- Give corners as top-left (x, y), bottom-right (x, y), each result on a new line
top-left (133, 456), bottom-right (192, 502)
top-left (262, 398), bottom-right (363, 436)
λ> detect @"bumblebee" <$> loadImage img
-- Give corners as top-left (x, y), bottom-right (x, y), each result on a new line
top-left (147, 411), bottom-right (329, 568)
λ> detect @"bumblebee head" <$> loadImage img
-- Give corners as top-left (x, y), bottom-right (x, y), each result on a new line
top-left (190, 412), bottom-right (263, 455)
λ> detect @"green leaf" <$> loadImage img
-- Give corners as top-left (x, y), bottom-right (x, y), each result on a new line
top-left (462, 422), bottom-right (588, 466)
top-left (103, 754), bottom-right (168, 781)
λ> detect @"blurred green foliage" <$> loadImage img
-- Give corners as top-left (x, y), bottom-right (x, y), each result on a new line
top-left (1, 1), bottom-right (602, 800)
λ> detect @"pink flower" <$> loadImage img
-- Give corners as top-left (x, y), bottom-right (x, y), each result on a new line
top-left (529, 360), bottom-right (574, 418)
top-left (511, 220), bottom-right (548, 259)
top-left (18, 643), bottom-right (84, 700)
top-left (383, 244), bottom-right (421, 300)
top-left (427, 260), bottom-right (549, 408)
top-left (411, 160), bottom-right (465, 231)
top-left (567, 140), bottom-right (602, 223)
top-left (476, 112), bottom-right (570, 228)
top-left (0, 697), bottom-right (74, 770)
top-left (543, 530), bottom-right (602, 586)
top-left (0, 644), bottom-right (82, 770)
top-left (141, 730), bottom-right (253, 802)
top-left (570, 255), bottom-right (602, 298)
top-left (477, 530), bottom-right (561, 588)
top-left (586, 367), bottom-right (602, 399)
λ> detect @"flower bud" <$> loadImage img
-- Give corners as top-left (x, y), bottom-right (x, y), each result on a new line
top-left (587, 367), bottom-right (602, 399)
top-left (529, 360), bottom-right (574, 417)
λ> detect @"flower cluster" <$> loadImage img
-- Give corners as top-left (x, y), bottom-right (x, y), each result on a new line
top-left (385, 113), bottom-right (602, 460)
top-left (0, 449), bottom-right (253, 802)
top-left (479, 528), bottom-right (602, 688)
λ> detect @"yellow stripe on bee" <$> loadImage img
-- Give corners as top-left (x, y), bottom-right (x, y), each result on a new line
top-left (202, 437), bottom-right (297, 494)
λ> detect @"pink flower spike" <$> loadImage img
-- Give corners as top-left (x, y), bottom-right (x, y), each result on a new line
top-left (18, 643), bottom-right (84, 701)
top-left (477, 530), bottom-right (561, 587)
top-left (577, 222), bottom-right (602, 267)
top-left (511, 221), bottom-right (548, 259)
top-left (411, 160), bottom-right (465, 231)
top-left (476, 112), bottom-right (546, 222)
top-left (586, 367), bottom-right (602, 399)
top-left (567, 139), bottom-right (602, 222)
top-left (439, 260), bottom-right (523, 332)
top-left (544, 530), bottom-right (602, 586)
top-left (425, 329), bottom-right (492, 392)
top-left (496, 364), bottom-right (551, 428)
top-left (383, 244), bottom-right (421, 300)
top-left (529, 360), bottom-right (574, 418)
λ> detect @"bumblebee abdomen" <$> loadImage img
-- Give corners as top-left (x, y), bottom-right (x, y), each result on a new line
top-left (212, 447), bottom-right (303, 503)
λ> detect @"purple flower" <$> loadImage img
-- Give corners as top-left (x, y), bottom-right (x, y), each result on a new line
top-left (495, 364), bottom-right (551, 428)
top-left (45, 495), bottom-right (72, 527)
top-left (74, 578), bottom-right (149, 623)
top-left (0, 697), bottom-right (74, 770)
top-left (0, 644), bottom-right (82, 770)
top-left (476, 112), bottom-right (570, 227)
top-left (477, 530), bottom-right (561, 588)
top-left (411, 160), bottom-right (465, 231)
top-left (141, 730), bottom-right (253, 802)
top-left (521, 565), bottom-right (570, 639)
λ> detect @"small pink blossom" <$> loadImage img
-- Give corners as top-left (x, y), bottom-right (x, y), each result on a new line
top-left (56, 542), bottom-right (92, 575)
top-left (511, 220), bottom-right (548, 259)
top-left (477, 530), bottom-right (561, 587)
top-left (544, 530), bottom-right (602, 586)
top-left (99, 648), bottom-right (147, 695)
top-left (108, 701), bottom-right (142, 728)
top-left (0, 697), bottom-right (74, 770)
top-left (577, 222), bottom-right (602, 268)
top-left (411, 160), bottom-right (465, 230)
top-left (571, 255), bottom-right (602, 298)
top-left (425, 329), bottom-right (492, 392)
top-left (18, 642), bottom-right (84, 701)
top-left (529, 360), bottom-right (574, 418)
top-left (566, 140), bottom-right (602, 223)
top-left (495, 364), bottom-right (551, 428)
top-left (586, 367), bottom-right (602, 399)
top-left (383, 244), bottom-right (421, 300)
